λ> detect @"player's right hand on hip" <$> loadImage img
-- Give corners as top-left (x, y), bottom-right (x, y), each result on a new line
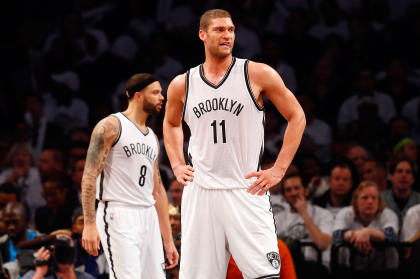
top-left (82, 224), bottom-right (101, 256)
top-left (173, 164), bottom-right (194, 186)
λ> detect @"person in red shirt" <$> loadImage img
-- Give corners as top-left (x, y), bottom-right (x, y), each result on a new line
top-left (226, 238), bottom-right (297, 279)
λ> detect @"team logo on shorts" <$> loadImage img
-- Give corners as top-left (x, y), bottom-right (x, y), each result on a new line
top-left (266, 252), bottom-right (280, 269)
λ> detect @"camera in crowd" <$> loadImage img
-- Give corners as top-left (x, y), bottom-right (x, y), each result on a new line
top-left (34, 236), bottom-right (75, 272)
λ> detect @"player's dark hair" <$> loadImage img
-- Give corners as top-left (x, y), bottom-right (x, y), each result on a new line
top-left (125, 73), bottom-right (158, 99)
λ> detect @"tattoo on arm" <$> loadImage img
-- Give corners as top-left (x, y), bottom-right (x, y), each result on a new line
top-left (82, 117), bottom-right (119, 223)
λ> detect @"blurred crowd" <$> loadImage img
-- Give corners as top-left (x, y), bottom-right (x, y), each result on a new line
top-left (0, 0), bottom-right (420, 278)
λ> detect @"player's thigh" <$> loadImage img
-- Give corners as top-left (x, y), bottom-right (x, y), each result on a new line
top-left (140, 207), bottom-right (166, 279)
top-left (97, 203), bottom-right (142, 279)
top-left (225, 190), bottom-right (280, 279)
top-left (180, 185), bottom-right (230, 279)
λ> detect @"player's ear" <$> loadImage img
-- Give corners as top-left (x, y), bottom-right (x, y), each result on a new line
top-left (198, 29), bottom-right (206, 42)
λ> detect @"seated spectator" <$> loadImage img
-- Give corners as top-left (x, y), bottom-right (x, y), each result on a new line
top-left (71, 207), bottom-right (108, 279)
top-left (333, 181), bottom-right (399, 272)
top-left (297, 152), bottom-right (329, 200)
top-left (346, 145), bottom-right (369, 181)
top-left (401, 204), bottom-right (420, 242)
top-left (35, 174), bottom-right (79, 234)
top-left (279, 95), bottom-right (332, 164)
top-left (226, 238), bottom-right (297, 279)
top-left (168, 204), bottom-right (181, 279)
top-left (362, 159), bottom-right (389, 191)
top-left (392, 138), bottom-right (418, 177)
top-left (0, 143), bottom-right (45, 220)
top-left (314, 160), bottom-right (356, 218)
top-left (169, 204), bottom-right (181, 253)
top-left (337, 68), bottom-right (396, 126)
top-left (71, 158), bottom-right (85, 204)
top-left (274, 172), bottom-right (333, 276)
top-left (0, 182), bottom-right (20, 209)
top-left (0, 202), bottom-right (41, 263)
top-left (381, 158), bottom-right (420, 228)
top-left (400, 204), bottom-right (420, 279)
top-left (21, 229), bottom-right (94, 279)
top-left (169, 179), bottom-right (184, 208)
top-left (37, 148), bottom-right (67, 181)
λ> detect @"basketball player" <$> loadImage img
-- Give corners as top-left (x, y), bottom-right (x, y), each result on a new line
top-left (163, 9), bottom-right (306, 279)
top-left (81, 73), bottom-right (179, 278)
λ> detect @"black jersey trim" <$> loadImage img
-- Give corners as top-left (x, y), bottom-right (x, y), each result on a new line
top-left (268, 193), bottom-right (278, 236)
top-left (104, 201), bottom-right (118, 279)
top-left (182, 70), bottom-right (190, 121)
top-left (99, 171), bottom-right (104, 200)
top-left (110, 115), bottom-right (122, 147)
top-left (121, 112), bottom-right (149, 136)
top-left (199, 57), bottom-right (236, 89)
top-left (255, 275), bottom-right (279, 279)
top-left (244, 60), bottom-right (264, 111)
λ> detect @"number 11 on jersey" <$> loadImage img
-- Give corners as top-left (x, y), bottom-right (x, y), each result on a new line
top-left (211, 119), bottom-right (226, 144)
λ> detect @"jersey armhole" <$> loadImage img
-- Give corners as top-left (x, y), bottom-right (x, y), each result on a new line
top-left (244, 60), bottom-right (264, 111)
top-left (182, 70), bottom-right (190, 121)
top-left (110, 114), bottom-right (122, 147)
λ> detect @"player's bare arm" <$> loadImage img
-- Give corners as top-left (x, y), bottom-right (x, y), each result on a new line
top-left (245, 62), bottom-right (306, 195)
top-left (81, 116), bottom-right (119, 256)
top-left (163, 74), bottom-right (194, 185)
top-left (152, 139), bottom-right (179, 269)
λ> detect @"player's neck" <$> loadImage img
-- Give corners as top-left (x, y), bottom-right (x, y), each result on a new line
top-left (123, 105), bottom-right (148, 130)
top-left (203, 55), bottom-right (233, 76)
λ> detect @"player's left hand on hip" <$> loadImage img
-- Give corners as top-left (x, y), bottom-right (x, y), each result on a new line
top-left (245, 168), bottom-right (283, 196)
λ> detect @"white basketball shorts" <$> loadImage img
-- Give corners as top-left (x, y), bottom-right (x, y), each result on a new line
top-left (180, 184), bottom-right (280, 279)
top-left (97, 202), bottom-right (166, 279)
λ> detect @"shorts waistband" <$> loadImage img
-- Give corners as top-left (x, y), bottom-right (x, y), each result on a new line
top-left (98, 200), bottom-right (153, 208)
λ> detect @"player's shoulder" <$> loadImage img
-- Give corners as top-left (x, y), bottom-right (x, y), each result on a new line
top-left (169, 73), bottom-right (187, 89)
top-left (247, 60), bottom-right (279, 81)
top-left (92, 114), bottom-right (121, 141)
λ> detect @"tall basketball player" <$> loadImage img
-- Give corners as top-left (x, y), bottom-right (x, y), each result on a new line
top-left (163, 9), bottom-right (306, 279)
top-left (82, 73), bottom-right (179, 278)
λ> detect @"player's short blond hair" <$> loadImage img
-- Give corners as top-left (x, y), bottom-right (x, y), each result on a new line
top-left (199, 9), bottom-right (232, 31)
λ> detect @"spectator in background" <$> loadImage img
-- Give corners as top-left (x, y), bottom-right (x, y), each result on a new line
top-left (24, 94), bottom-right (65, 158)
top-left (71, 158), bottom-right (85, 203)
top-left (377, 57), bottom-right (418, 112)
top-left (296, 152), bottom-right (329, 200)
top-left (0, 183), bottom-right (20, 209)
top-left (35, 174), bottom-right (79, 234)
top-left (382, 158), bottom-right (420, 228)
top-left (67, 141), bottom-right (88, 173)
top-left (21, 229), bottom-right (95, 279)
top-left (37, 148), bottom-right (67, 181)
top-left (393, 138), bottom-right (418, 169)
top-left (274, 172), bottom-right (332, 277)
top-left (169, 178), bottom-right (184, 208)
top-left (337, 67), bottom-right (396, 126)
top-left (0, 202), bottom-right (40, 263)
top-left (333, 181), bottom-right (399, 273)
top-left (280, 95), bottom-right (332, 164)
top-left (0, 143), bottom-right (45, 220)
top-left (400, 203), bottom-right (420, 279)
top-left (314, 160), bottom-right (356, 218)
top-left (401, 204), bottom-right (420, 243)
top-left (227, 238), bottom-right (297, 279)
top-left (346, 144), bottom-right (369, 180)
top-left (362, 159), bottom-right (389, 191)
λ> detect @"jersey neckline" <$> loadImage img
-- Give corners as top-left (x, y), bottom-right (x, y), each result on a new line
top-left (120, 112), bottom-right (150, 136)
top-left (199, 57), bottom-right (236, 89)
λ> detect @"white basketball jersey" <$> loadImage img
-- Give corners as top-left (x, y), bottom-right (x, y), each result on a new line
top-left (96, 112), bottom-right (158, 206)
top-left (183, 57), bottom-right (265, 190)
